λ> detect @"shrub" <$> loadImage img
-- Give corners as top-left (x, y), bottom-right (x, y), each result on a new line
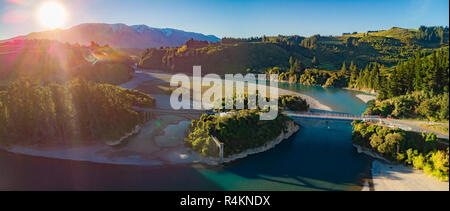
top-left (412, 154), bottom-right (426, 170)
top-left (278, 95), bottom-right (309, 111)
top-left (352, 121), bottom-right (449, 181)
top-left (369, 134), bottom-right (383, 149)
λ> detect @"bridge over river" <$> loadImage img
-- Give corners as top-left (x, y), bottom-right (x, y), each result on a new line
top-left (132, 106), bottom-right (380, 122)
top-left (132, 106), bottom-right (213, 115)
top-left (283, 111), bottom-right (380, 122)
top-left (133, 107), bottom-right (448, 141)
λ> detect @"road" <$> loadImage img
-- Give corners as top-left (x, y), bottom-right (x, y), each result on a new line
top-left (381, 119), bottom-right (449, 140)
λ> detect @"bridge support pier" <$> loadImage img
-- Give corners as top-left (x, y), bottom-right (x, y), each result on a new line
top-left (219, 143), bottom-right (224, 163)
top-left (211, 136), bottom-right (224, 164)
top-left (142, 111), bottom-right (153, 122)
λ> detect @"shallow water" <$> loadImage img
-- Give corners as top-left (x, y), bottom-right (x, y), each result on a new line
top-left (279, 83), bottom-right (369, 115)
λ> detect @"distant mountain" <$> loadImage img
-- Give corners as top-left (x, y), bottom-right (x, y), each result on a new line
top-left (1, 23), bottom-right (221, 49)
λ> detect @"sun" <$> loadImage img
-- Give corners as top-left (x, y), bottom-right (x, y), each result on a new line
top-left (38, 2), bottom-right (67, 29)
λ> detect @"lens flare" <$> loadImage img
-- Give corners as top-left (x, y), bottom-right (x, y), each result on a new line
top-left (38, 2), bottom-right (67, 29)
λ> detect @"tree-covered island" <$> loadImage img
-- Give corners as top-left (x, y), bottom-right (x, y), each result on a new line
top-left (184, 95), bottom-right (309, 163)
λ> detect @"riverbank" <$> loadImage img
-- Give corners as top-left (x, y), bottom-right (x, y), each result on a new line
top-left (0, 113), bottom-right (197, 167)
top-left (278, 88), bottom-right (332, 111)
top-left (344, 87), bottom-right (377, 95)
top-left (355, 94), bottom-right (376, 103)
top-left (342, 88), bottom-right (377, 103)
top-left (354, 144), bottom-right (449, 191)
top-left (140, 69), bottom-right (333, 112)
top-left (371, 160), bottom-right (449, 191)
top-left (192, 120), bottom-right (300, 166)
top-left (2, 115), bottom-right (301, 167)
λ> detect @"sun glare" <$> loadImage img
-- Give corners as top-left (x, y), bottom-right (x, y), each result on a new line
top-left (38, 2), bottom-right (67, 29)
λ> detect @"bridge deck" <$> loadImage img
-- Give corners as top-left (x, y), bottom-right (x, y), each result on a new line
top-left (132, 107), bottom-right (379, 121)
top-left (283, 112), bottom-right (380, 121)
top-left (132, 107), bottom-right (448, 140)
top-left (132, 106), bottom-right (211, 114)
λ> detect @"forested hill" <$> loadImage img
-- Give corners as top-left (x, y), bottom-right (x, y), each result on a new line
top-left (0, 40), bottom-right (157, 144)
top-left (364, 47), bottom-right (449, 121)
top-left (0, 39), bottom-right (135, 86)
top-left (0, 78), bottom-right (155, 144)
top-left (139, 26), bottom-right (449, 74)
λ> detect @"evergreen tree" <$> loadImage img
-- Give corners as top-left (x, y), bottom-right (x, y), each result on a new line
top-left (349, 61), bottom-right (359, 88)
top-left (341, 61), bottom-right (347, 72)
top-left (312, 56), bottom-right (319, 67)
top-left (289, 56), bottom-right (294, 73)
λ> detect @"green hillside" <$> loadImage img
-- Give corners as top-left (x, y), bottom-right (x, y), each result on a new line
top-left (139, 26), bottom-right (449, 74)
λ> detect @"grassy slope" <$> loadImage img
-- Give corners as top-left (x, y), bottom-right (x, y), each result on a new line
top-left (346, 27), bottom-right (418, 39)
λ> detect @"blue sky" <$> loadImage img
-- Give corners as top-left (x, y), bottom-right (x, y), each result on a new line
top-left (1, 0), bottom-right (449, 40)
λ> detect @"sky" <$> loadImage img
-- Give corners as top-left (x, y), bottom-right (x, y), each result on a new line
top-left (0, 0), bottom-right (449, 40)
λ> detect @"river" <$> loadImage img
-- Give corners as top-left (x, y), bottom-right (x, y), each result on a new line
top-left (0, 83), bottom-right (372, 190)
top-left (279, 83), bottom-right (369, 115)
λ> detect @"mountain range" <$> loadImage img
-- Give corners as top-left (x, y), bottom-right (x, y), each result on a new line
top-left (1, 23), bottom-right (221, 49)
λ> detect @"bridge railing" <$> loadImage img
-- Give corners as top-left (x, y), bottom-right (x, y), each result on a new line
top-left (285, 111), bottom-right (381, 120)
top-left (132, 106), bottom-right (210, 114)
top-left (133, 107), bottom-right (383, 121)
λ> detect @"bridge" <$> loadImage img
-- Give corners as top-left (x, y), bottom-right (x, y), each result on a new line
top-left (132, 106), bottom-right (214, 115)
top-left (132, 107), bottom-right (379, 122)
top-left (132, 106), bottom-right (447, 143)
top-left (283, 111), bottom-right (381, 122)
